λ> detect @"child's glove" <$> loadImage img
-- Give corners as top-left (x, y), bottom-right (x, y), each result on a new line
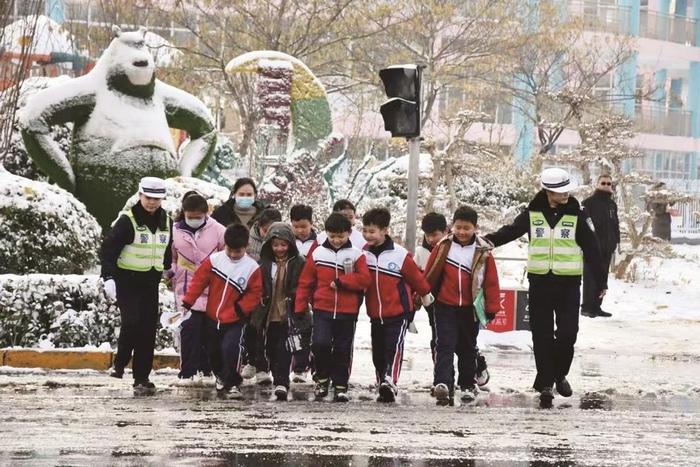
top-left (421, 293), bottom-right (435, 307)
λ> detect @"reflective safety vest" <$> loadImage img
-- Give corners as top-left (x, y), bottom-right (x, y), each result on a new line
top-left (117, 210), bottom-right (171, 272)
top-left (527, 211), bottom-right (583, 276)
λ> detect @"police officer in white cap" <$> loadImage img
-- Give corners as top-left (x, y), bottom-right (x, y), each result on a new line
top-left (101, 177), bottom-right (173, 394)
top-left (485, 167), bottom-right (606, 407)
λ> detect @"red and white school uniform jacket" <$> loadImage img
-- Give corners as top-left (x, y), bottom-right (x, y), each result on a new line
top-left (317, 227), bottom-right (366, 251)
top-left (296, 230), bottom-right (318, 259)
top-left (294, 239), bottom-right (371, 318)
top-left (363, 237), bottom-right (431, 322)
top-left (182, 251), bottom-right (263, 326)
top-left (424, 235), bottom-right (500, 313)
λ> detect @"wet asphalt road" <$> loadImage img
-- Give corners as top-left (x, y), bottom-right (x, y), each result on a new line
top-left (1, 350), bottom-right (699, 466)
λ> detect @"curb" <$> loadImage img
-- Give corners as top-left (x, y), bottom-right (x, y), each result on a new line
top-left (0, 349), bottom-right (180, 371)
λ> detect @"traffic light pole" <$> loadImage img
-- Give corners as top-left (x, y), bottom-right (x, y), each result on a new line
top-left (405, 136), bottom-right (420, 254)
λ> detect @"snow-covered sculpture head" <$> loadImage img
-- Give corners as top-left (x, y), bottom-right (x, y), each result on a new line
top-left (19, 26), bottom-right (217, 231)
top-left (106, 26), bottom-right (155, 88)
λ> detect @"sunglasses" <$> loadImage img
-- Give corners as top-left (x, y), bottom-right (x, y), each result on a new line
top-left (599, 182), bottom-right (613, 186)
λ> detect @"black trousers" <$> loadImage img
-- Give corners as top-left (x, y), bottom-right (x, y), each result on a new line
top-left (265, 321), bottom-right (293, 388)
top-left (529, 280), bottom-right (580, 390)
top-left (242, 324), bottom-right (268, 371)
top-left (582, 250), bottom-right (612, 312)
top-left (114, 278), bottom-right (160, 382)
top-left (179, 310), bottom-right (210, 378)
top-left (292, 331), bottom-right (311, 374)
top-left (371, 317), bottom-right (408, 385)
top-left (204, 319), bottom-right (245, 388)
top-left (433, 303), bottom-right (479, 391)
top-left (311, 313), bottom-right (356, 388)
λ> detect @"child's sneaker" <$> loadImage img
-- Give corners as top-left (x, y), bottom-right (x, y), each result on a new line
top-left (334, 386), bottom-right (349, 403)
top-left (133, 380), bottom-right (156, 395)
top-left (274, 385), bottom-right (288, 401)
top-left (460, 385), bottom-right (478, 403)
top-left (215, 376), bottom-right (225, 391)
top-left (314, 378), bottom-right (330, 399)
top-left (256, 371), bottom-right (273, 385)
top-left (228, 386), bottom-right (243, 400)
top-left (291, 371), bottom-right (308, 384)
top-left (434, 383), bottom-right (451, 403)
top-left (377, 380), bottom-right (397, 403)
top-left (475, 353), bottom-right (490, 387)
top-left (241, 364), bottom-right (256, 379)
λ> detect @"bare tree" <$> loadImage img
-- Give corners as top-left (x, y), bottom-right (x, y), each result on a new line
top-left (0, 1), bottom-right (43, 158)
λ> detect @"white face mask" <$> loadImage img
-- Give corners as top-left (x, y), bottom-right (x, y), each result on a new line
top-left (185, 217), bottom-right (205, 229)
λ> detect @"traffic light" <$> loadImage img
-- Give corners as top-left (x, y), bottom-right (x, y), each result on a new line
top-left (379, 65), bottom-right (422, 138)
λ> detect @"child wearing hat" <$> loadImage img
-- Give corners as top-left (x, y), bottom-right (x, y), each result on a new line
top-left (101, 176), bottom-right (173, 394)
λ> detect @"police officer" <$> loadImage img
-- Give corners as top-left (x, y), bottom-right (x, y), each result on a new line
top-left (101, 177), bottom-right (173, 393)
top-left (485, 168), bottom-right (606, 407)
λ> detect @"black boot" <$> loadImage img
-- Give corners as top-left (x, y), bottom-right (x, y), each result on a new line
top-left (596, 309), bottom-right (612, 317)
top-left (555, 377), bottom-right (572, 397)
top-left (539, 386), bottom-right (554, 408)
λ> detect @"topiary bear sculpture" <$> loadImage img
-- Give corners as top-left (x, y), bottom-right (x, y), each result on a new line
top-left (19, 26), bottom-right (216, 230)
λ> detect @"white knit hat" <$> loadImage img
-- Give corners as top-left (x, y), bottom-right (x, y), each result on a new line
top-left (138, 177), bottom-right (167, 198)
top-left (540, 168), bottom-right (577, 193)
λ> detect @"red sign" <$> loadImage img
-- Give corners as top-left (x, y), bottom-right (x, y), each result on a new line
top-left (486, 290), bottom-right (516, 332)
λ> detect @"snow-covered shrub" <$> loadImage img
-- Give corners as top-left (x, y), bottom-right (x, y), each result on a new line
top-left (0, 274), bottom-right (175, 349)
top-left (199, 135), bottom-right (240, 190)
top-left (0, 171), bottom-right (101, 274)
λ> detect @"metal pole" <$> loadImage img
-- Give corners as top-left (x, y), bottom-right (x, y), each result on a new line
top-left (405, 64), bottom-right (424, 255)
top-left (405, 137), bottom-right (420, 254)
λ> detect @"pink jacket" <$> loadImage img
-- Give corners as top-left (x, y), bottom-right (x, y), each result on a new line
top-left (172, 217), bottom-right (226, 312)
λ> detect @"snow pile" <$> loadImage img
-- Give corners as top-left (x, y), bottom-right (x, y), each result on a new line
top-left (119, 176), bottom-right (230, 221)
top-left (0, 171), bottom-right (101, 274)
top-left (0, 274), bottom-right (176, 349)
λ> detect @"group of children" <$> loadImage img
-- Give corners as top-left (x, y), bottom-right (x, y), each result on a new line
top-left (172, 194), bottom-right (501, 404)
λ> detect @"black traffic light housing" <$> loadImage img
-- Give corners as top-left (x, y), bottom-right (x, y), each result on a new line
top-left (379, 65), bottom-right (423, 138)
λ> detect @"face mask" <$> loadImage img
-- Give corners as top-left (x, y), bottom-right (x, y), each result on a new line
top-left (235, 196), bottom-right (255, 209)
top-left (185, 217), bottom-right (205, 229)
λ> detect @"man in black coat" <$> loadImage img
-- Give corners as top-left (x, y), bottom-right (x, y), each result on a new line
top-left (581, 174), bottom-right (620, 318)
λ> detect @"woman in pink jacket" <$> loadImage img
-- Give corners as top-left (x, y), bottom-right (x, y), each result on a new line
top-left (172, 191), bottom-right (226, 382)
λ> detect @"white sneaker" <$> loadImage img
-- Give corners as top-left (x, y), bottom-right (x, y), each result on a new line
top-left (256, 371), bottom-right (273, 385)
top-left (228, 386), bottom-right (243, 400)
top-left (215, 376), bottom-right (225, 391)
top-left (434, 383), bottom-right (450, 401)
top-left (291, 371), bottom-right (307, 383)
top-left (241, 364), bottom-right (256, 379)
top-left (460, 386), bottom-right (478, 403)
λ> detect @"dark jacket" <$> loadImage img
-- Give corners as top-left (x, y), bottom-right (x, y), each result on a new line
top-left (251, 222), bottom-right (309, 330)
top-left (582, 190), bottom-right (620, 254)
top-left (484, 190), bottom-right (607, 290)
top-left (211, 198), bottom-right (267, 228)
top-left (100, 201), bottom-right (173, 283)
